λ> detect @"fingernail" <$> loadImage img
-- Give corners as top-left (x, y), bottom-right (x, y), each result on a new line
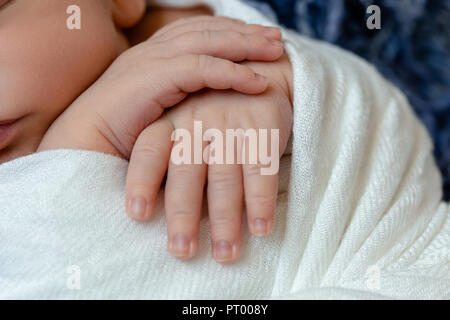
top-left (213, 240), bottom-right (234, 262)
top-left (129, 197), bottom-right (147, 219)
top-left (253, 218), bottom-right (268, 236)
top-left (171, 234), bottom-right (192, 258)
top-left (270, 39), bottom-right (283, 47)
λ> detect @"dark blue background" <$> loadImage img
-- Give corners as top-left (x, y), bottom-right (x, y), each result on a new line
top-left (245, 0), bottom-right (450, 200)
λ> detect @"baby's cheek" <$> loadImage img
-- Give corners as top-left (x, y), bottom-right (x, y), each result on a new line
top-left (0, 3), bottom-right (119, 115)
top-left (0, 0), bottom-right (124, 162)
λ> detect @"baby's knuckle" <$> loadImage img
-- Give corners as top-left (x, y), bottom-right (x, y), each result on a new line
top-left (209, 171), bottom-right (241, 190)
top-left (167, 164), bottom-right (195, 180)
top-left (169, 208), bottom-right (192, 219)
top-left (182, 30), bottom-right (200, 44)
top-left (211, 214), bottom-right (241, 226)
top-left (235, 30), bottom-right (247, 43)
top-left (181, 54), bottom-right (202, 73)
top-left (135, 143), bottom-right (163, 159)
top-left (254, 34), bottom-right (269, 47)
top-left (201, 29), bottom-right (213, 43)
top-left (230, 61), bottom-right (244, 76)
top-left (196, 54), bottom-right (213, 71)
top-left (244, 164), bottom-right (264, 177)
top-left (247, 191), bottom-right (277, 205)
top-left (196, 20), bottom-right (209, 31)
top-left (129, 180), bottom-right (162, 194)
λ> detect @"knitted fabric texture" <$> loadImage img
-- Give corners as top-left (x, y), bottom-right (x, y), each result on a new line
top-left (245, 0), bottom-right (450, 200)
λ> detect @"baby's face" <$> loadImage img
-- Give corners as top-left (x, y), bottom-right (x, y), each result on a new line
top-left (0, 0), bottom-right (144, 163)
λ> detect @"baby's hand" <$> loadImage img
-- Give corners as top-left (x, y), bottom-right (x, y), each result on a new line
top-left (126, 55), bottom-right (293, 263)
top-left (39, 16), bottom-right (284, 157)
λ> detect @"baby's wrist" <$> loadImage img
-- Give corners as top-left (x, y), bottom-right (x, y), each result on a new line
top-left (37, 102), bottom-right (123, 158)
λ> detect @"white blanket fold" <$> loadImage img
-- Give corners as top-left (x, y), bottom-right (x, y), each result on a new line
top-left (0, 0), bottom-right (448, 299)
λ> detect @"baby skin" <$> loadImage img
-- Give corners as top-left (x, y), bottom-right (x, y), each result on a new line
top-left (0, 0), bottom-right (293, 263)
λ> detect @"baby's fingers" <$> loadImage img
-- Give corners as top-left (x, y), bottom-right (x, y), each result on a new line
top-left (207, 164), bottom-right (244, 264)
top-left (151, 16), bottom-right (245, 40)
top-left (156, 30), bottom-right (283, 62)
top-left (153, 15), bottom-right (281, 43)
top-left (165, 156), bottom-right (207, 260)
top-left (163, 54), bottom-right (269, 99)
top-left (126, 118), bottom-right (173, 221)
top-left (243, 163), bottom-right (278, 237)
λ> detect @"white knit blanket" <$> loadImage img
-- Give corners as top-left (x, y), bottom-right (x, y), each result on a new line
top-left (0, 0), bottom-right (448, 299)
